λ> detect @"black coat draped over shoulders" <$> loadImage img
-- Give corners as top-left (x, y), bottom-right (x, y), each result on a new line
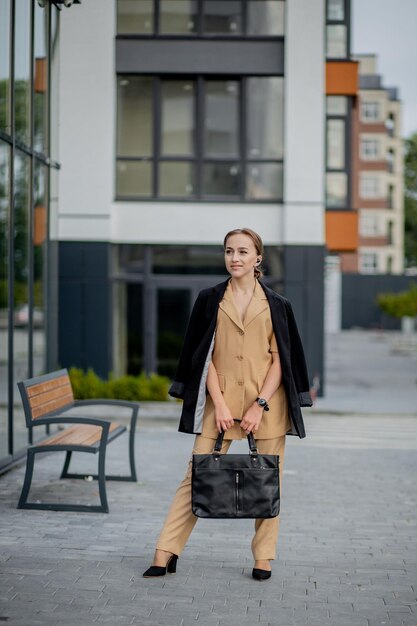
top-left (169, 279), bottom-right (312, 438)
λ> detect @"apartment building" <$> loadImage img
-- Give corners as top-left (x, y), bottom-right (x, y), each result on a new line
top-left (355, 54), bottom-right (404, 275)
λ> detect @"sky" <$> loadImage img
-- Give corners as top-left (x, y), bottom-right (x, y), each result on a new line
top-left (352, 0), bottom-right (417, 138)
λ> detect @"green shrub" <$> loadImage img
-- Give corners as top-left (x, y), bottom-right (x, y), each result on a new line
top-left (377, 283), bottom-right (417, 318)
top-left (68, 367), bottom-right (170, 401)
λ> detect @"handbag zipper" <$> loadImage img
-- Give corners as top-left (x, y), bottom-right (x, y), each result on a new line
top-left (235, 472), bottom-right (240, 512)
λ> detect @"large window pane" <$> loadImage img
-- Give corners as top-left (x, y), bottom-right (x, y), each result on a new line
top-left (13, 151), bottom-right (30, 453)
top-left (14, 2), bottom-right (31, 145)
top-left (117, 76), bottom-right (153, 157)
top-left (204, 81), bottom-right (239, 157)
top-left (326, 96), bottom-right (347, 115)
top-left (326, 172), bottom-right (347, 207)
top-left (0, 0), bottom-right (11, 135)
top-left (326, 25), bottom-right (347, 58)
top-left (157, 289), bottom-right (190, 378)
top-left (247, 1), bottom-right (285, 36)
top-left (203, 1), bottom-right (242, 35)
top-left (117, 0), bottom-right (154, 34)
top-left (203, 162), bottom-right (240, 197)
top-left (159, 162), bottom-right (194, 197)
top-left (0, 141), bottom-right (10, 459)
top-left (34, 3), bottom-right (48, 154)
top-left (161, 81), bottom-right (195, 156)
top-left (326, 119), bottom-right (345, 169)
top-left (160, 0), bottom-right (197, 34)
top-left (116, 160), bottom-right (152, 197)
top-left (327, 0), bottom-right (345, 21)
top-left (246, 162), bottom-right (283, 200)
top-left (247, 77), bottom-right (284, 159)
top-left (33, 162), bottom-right (47, 378)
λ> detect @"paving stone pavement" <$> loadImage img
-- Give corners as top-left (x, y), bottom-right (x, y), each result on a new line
top-left (0, 414), bottom-right (416, 626)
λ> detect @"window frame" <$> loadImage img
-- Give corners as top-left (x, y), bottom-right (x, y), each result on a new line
top-left (115, 74), bottom-right (284, 202)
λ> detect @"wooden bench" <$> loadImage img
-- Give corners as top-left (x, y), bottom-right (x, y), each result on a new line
top-left (17, 369), bottom-right (139, 513)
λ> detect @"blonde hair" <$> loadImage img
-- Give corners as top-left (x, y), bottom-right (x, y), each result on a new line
top-left (223, 228), bottom-right (264, 279)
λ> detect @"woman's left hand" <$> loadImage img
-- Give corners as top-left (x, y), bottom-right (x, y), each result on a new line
top-left (240, 404), bottom-right (264, 434)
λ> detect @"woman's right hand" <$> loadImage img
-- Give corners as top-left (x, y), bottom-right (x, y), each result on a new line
top-left (214, 403), bottom-right (235, 433)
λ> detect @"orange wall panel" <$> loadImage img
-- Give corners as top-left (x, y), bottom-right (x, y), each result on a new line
top-left (326, 61), bottom-right (359, 95)
top-left (326, 211), bottom-right (358, 252)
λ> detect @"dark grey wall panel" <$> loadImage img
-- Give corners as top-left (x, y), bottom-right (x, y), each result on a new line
top-left (58, 243), bottom-right (112, 379)
top-left (342, 274), bottom-right (414, 330)
top-left (283, 245), bottom-right (325, 396)
top-left (116, 39), bottom-right (284, 75)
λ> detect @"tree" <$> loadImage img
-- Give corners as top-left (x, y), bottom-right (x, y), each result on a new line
top-left (404, 133), bottom-right (417, 267)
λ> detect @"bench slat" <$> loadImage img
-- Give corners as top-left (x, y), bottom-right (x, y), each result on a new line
top-left (27, 375), bottom-right (72, 398)
top-left (38, 422), bottom-right (121, 448)
top-left (29, 383), bottom-right (74, 409)
top-left (31, 394), bottom-right (75, 419)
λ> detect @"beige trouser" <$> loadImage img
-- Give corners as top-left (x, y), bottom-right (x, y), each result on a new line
top-left (156, 434), bottom-right (286, 560)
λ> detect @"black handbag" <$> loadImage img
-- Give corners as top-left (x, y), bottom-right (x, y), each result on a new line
top-left (192, 429), bottom-right (280, 519)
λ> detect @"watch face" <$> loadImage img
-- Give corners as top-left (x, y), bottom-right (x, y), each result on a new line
top-left (257, 398), bottom-right (266, 407)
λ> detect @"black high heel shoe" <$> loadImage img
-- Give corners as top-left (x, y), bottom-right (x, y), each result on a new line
top-left (143, 554), bottom-right (178, 578)
top-left (252, 568), bottom-right (272, 581)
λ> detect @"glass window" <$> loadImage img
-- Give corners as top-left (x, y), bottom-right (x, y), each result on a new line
top-left (326, 172), bottom-right (347, 207)
top-left (326, 24), bottom-right (347, 58)
top-left (247, 1), bottom-right (285, 36)
top-left (34, 3), bottom-right (49, 155)
top-left (161, 81), bottom-right (195, 156)
top-left (360, 138), bottom-right (379, 160)
top-left (0, 0), bottom-right (11, 135)
top-left (203, 1), bottom-right (242, 35)
top-left (159, 162), bottom-right (194, 197)
top-left (326, 119), bottom-right (345, 169)
top-left (33, 162), bottom-right (47, 378)
top-left (327, 0), bottom-right (345, 21)
top-left (247, 77), bottom-right (284, 159)
top-left (160, 0), bottom-right (197, 34)
top-left (360, 214), bottom-right (379, 237)
top-left (359, 253), bottom-right (378, 274)
top-left (117, 77), bottom-right (153, 157)
top-left (157, 288), bottom-right (190, 378)
top-left (203, 162), bottom-right (240, 197)
top-left (361, 101), bottom-right (380, 121)
top-left (326, 96), bottom-right (347, 115)
top-left (204, 81), bottom-right (239, 157)
top-left (360, 174), bottom-right (380, 199)
top-left (50, 5), bottom-right (59, 161)
top-left (0, 141), bottom-right (10, 459)
top-left (117, 0), bottom-right (154, 34)
top-left (246, 162), bottom-right (283, 200)
top-left (14, 2), bottom-right (31, 145)
top-left (152, 245), bottom-right (225, 275)
top-left (116, 160), bottom-right (152, 197)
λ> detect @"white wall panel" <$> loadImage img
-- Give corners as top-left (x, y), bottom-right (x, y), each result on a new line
top-left (284, 0), bottom-right (325, 245)
top-left (57, 0), bottom-right (115, 241)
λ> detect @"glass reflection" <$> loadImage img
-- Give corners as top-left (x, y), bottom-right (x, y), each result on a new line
top-left (117, 77), bottom-right (153, 157)
top-left (204, 81), bottom-right (239, 157)
top-left (13, 150), bottom-right (30, 452)
top-left (326, 119), bottom-right (345, 169)
top-left (203, 0), bottom-right (241, 34)
top-left (326, 172), bottom-right (347, 207)
top-left (0, 141), bottom-right (9, 459)
top-left (118, 0), bottom-right (154, 34)
top-left (327, 0), bottom-right (345, 21)
top-left (34, 3), bottom-right (49, 154)
top-left (14, 2), bottom-right (31, 145)
top-left (0, 1), bottom-right (11, 134)
top-left (33, 162), bottom-right (47, 378)
top-left (246, 162), bottom-right (283, 200)
top-left (161, 81), bottom-right (195, 156)
top-left (247, 1), bottom-right (285, 36)
top-left (326, 25), bottom-right (347, 58)
top-left (159, 162), bottom-right (194, 197)
top-left (116, 160), bottom-right (152, 197)
top-left (160, 0), bottom-right (197, 34)
top-left (247, 77), bottom-right (284, 159)
top-left (203, 162), bottom-right (240, 197)
top-left (157, 289), bottom-right (190, 378)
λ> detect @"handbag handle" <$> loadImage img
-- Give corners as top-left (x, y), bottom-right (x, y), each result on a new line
top-left (213, 420), bottom-right (258, 456)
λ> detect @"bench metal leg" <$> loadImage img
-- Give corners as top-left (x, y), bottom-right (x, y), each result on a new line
top-left (18, 449), bottom-right (35, 509)
top-left (60, 451), bottom-right (72, 478)
top-left (97, 439), bottom-right (109, 513)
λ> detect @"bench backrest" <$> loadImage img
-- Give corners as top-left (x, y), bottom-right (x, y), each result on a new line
top-left (18, 369), bottom-right (75, 427)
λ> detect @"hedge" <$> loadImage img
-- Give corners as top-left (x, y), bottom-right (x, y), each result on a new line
top-left (68, 368), bottom-right (170, 401)
top-left (377, 282), bottom-right (417, 319)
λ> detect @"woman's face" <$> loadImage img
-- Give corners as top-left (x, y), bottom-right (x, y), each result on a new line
top-left (224, 233), bottom-right (260, 280)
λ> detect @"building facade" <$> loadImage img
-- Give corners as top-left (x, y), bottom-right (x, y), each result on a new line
top-left (355, 54), bottom-right (404, 275)
top-left (57, 0), bottom-right (325, 388)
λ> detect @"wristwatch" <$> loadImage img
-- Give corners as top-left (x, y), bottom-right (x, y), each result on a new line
top-left (256, 397), bottom-right (270, 412)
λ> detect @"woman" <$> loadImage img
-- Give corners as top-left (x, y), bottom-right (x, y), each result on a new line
top-left (143, 228), bottom-right (312, 581)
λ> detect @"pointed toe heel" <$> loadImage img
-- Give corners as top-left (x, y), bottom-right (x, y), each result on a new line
top-left (252, 568), bottom-right (272, 581)
top-left (143, 554), bottom-right (178, 578)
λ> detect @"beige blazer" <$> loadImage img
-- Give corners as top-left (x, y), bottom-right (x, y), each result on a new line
top-left (201, 280), bottom-right (291, 440)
